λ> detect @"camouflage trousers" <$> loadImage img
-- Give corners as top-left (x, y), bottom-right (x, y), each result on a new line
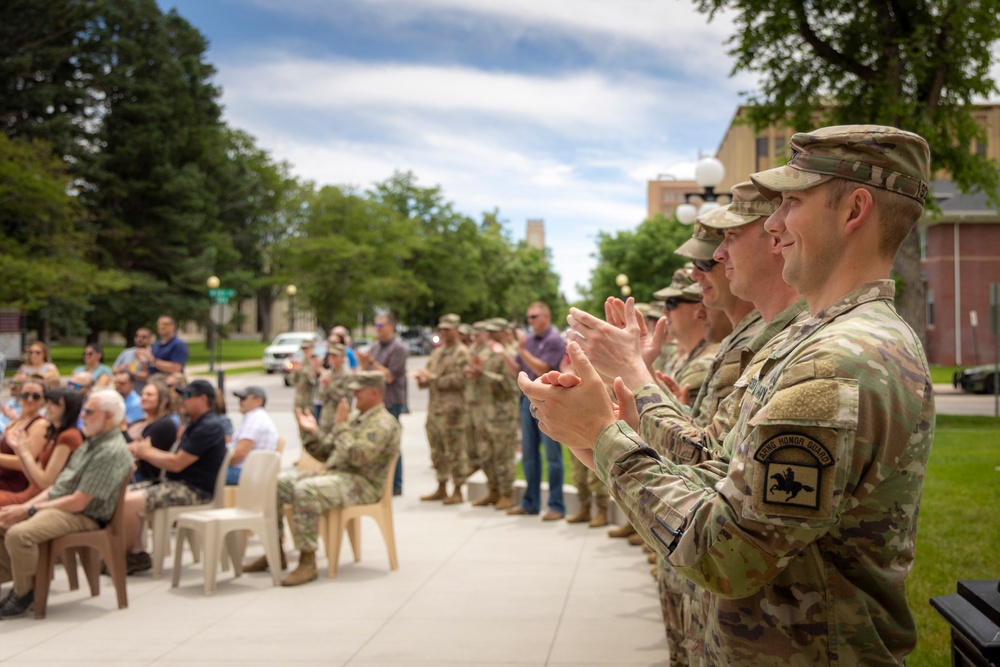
top-left (277, 471), bottom-right (373, 553)
top-left (657, 558), bottom-right (702, 667)
top-left (482, 414), bottom-right (518, 496)
top-left (425, 409), bottom-right (469, 485)
top-left (569, 454), bottom-right (608, 509)
top-left (131, 479), bottom-right (208, 514)
top-left (466, 406), bottom-right (489, 471)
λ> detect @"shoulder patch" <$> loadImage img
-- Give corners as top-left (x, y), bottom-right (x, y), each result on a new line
top-left (753, 432), bottom-right (833, 510)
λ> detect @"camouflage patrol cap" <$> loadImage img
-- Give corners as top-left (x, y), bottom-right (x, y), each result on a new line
top-left (680, 282), bottom-right (702, 300)
top-left (346, 370), bottom-right (386, 391)
top-left (700, 181), bottom-right (779, 230)
top-left (458, 323), bottom-right (473, 336)
top-left (483, 318), bottom-right (508, 333)
top-left (750, 125), bottom-right (930, 205)
top-left (327, 342), bottom-right (346, 356)
top-left (652, 265), bottom-right (696, 300)
top-left (437, 313), bottom-right (461, 330)
top-left (675, 222), bottom-right (724, 261)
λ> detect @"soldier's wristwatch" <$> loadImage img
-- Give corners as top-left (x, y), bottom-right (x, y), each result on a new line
top-left (27, 506), bottom-right (37, 518)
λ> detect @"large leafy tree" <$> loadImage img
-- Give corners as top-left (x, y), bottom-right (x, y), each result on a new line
top-left (578, 214), bottom-right (694, 316)
top-left (695, 0), bottom-right (1000, 344)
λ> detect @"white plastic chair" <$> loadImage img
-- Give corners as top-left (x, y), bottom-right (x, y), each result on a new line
top-left (150, 448), bottom-right (233, 578)
top-left (171, 451), bottom-right (282, 595)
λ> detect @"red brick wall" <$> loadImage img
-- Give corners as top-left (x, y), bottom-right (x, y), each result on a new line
top-left (923, 222), bottom-right (1000, 366)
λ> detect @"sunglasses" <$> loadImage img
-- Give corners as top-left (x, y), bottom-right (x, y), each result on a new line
top-left (527, 314), bottom-right (541, 320)
top-left (691, 258), bottom-right (718, 273)
top-left (19, 392), bottom-right (43, 401)
top-left (664, 298), bottom-right (699, 311)
top-left (374, 323), bottom-right (384, 329)
top-left (27, 349), bottom-right (43, 355)
top-left (67, 382), bottom-right (84, 390)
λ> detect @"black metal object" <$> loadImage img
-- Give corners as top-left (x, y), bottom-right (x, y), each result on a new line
top-left (930, 580), bottom-right (1000, 666)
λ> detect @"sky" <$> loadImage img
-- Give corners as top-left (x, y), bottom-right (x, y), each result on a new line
top-left (160, 0), bottom-right (753, 301)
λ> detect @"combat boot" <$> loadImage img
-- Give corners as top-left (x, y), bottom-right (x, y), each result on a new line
top-left (420, 482), bottom-right (448, 501)
top-left (627, 532), bottom-right (645, 547)
top-left (280, 551), bottom-right (317, 587)
top-left (494, 495), bottom-right (514, 510)
top-left (565, 506), bottom-right (592, 524)
top-left (471, 489), bottom-right (499, 507)
top-left (588, 506), bottom-right (608, 528)
top-left (442, 487), bottom-right (464, 505)
top-left (244, 549), bottom-right (287, 572)
top-left (607, 522), bottom-right (637, 539)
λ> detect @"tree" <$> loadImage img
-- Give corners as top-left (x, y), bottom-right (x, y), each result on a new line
top-left (695, 0), bottom-right (1000, 345)
top-left (577, 214), bottom-right (694, 316)
top-left (0, 134), bottom-right (127, 339)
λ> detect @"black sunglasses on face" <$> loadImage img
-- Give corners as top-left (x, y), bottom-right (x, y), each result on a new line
top-left (691, 258), bottom-right (718, 273)
top-left (19, 392), bottom-right (43, 401)
top-left (665, 298), bottom-right (698, 311)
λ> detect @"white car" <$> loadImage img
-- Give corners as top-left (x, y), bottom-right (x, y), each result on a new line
top-left (262, 331), bottom-right (317, 374)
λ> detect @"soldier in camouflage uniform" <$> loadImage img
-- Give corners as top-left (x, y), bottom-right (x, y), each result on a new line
top-left (415, 314), bottom-right (470, 504)
top-left (288, 339), bottom-right (320, 443)
top-left (651, 268), bottom-right (719, 402)
top-left (464, 323), bottom-right (491, 483)
top-left (316, 342), bottom-right (354, 432)
top-left (521, 125), bottom-right (935, 666)
top-left (245, 371), bottom-right (401, 586)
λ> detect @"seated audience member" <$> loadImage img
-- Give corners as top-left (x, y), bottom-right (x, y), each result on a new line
top-left (0, 379), bottom-right (51, 499)
top-left (1, 389), bottom-right (84, 506)
top-left (113, 327), bottom-right (153, 389)
top-left (0, 378), bottom-right (23, 439)
top-left (214, 390), bottom-right (234, 443)
top-left (244, 371), bottom-right (400, 586)
top-left (226, 386), bottom-right (279, 485)
top-left (124, 379), bottom-right (178, 483)
top-left (164, 372), bottom-right (187, 427)
top-left (121, 379), bottom-right (226, 574)
top-left (72, 344), bottom-right (113, 387)
top-left (13, 343), bottom-right (56, 380)
top-left (67, 372), bottom-right (95, 430)
top-left (0, 390), bottom-right (133, 617)
top-left (113, 371), bottom-right (146, 425)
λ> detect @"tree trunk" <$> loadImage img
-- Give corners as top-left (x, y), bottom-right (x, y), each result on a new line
top-left (892, 228), bottom-right (928, 353)
top-left (257, 289), bottom-right (274, 342)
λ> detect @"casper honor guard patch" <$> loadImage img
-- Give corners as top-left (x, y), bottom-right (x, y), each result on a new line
top-left (754, 432), bottom-right (833, 510)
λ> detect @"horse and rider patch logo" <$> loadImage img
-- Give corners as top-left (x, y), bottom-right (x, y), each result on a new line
top-left (753, 432), bottom-right (834, 510)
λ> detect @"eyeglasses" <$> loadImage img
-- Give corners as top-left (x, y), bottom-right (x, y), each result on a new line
top-left (374, 323), bottom-right (384, 329)
top-left (664, 298), bottom-right (698, 311)
top-left (179, 391), bottom-right (193, 399)
top-left (527, 314), bottom-right (541, 320)
top-left (67, 382), bottom-right (84, 390)
top-left (27, 349), bottom-right (43, 356)
top-left (691, 258), bottom-right (719, 273)
top-left (19, 392), bottom-right (43, 401)
top-left (83, 351), bottom-right (96, 357)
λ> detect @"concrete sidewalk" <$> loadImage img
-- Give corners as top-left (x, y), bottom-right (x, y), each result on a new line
top-left (0, 367), bottom-right (668, 666)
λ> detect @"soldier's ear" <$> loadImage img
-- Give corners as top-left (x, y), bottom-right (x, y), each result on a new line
top-left (843, 187), bottom-right (874, 237)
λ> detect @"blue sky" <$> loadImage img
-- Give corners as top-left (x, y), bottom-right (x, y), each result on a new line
top-left (160, 0), bottom-right (752, 301)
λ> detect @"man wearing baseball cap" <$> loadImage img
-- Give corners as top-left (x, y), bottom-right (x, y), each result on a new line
top-left (245, 371), bottom-right (400, 586)
top-left (227, 386), bottom-right (279, 485)
top-left (518, 125), bottom-right (935, 664)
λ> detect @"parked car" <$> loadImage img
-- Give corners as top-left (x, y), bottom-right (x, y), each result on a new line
top-left (953, 364), bottom-right (1000, 394)
top-left (400, 327), bottom-right (433, 356)
top-left (262, 331), bottom-right (317, 374)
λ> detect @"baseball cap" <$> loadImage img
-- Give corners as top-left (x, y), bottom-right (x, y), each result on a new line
top-left (750, 125), bottom-right (930, 205)
top-left (675, 223), bottom-right (723, 261)
top-left (652, 265), bottom-right (699, 301)
top-left (176, 379), bottom-right (216, 400)
top-left (233, 385), bottom-right (267, 401)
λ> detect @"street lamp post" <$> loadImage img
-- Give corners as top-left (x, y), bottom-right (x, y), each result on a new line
top-left (616, 273), bottom-right (631, 299)
top-left (675, 156), bottom-right (727, 225)
top-left (286, 284), bottom-right (297, 331)
top-left (206, 275), bottom-right (220, 373)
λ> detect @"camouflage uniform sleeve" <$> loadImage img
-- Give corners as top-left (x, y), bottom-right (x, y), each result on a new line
top-left (326, 410), bottom-right (401, 479)
top-left (674, 345), bottom-right (717, 404)
top-left (300, 426), bottom-right (337, 462)
top-left (634, 383), bottom-right (716, 465)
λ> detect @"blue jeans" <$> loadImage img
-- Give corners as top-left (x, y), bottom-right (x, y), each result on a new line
top-left (519, 394), bottom-right (564, 514)
top-left (388, 403), bottom-right (405, 494)
top-left (226, 466), bottom-right (241, 486)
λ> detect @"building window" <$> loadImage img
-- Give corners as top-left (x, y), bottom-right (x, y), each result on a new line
top-left (756, 137), bottom-right (769, 171)
top-left (662, 192), bottom-right (676, 203)
top-left (919, 226), bottom-right (928, 260)
top-left (927, 288), bottom-right (935, 326)
top-left (774, 136), bottom-right (785, 156)
top-left (976, 141), bottom-right (987, 156)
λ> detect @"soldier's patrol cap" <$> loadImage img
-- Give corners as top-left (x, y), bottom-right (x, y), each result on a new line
top-left (750, 125), bottom-right (930, 205)
top-left (649, 299), bottom-right (665, 313)
top-left (471, 321), bottom-right (488, 334)
top-left (437, 313), bottom-right (461, 330)
top-left (483, 318), bottom-right (506, 333)
top-left (680, 282), bottom-right (702, 300)
top-left (700, 181), bottom-right (779, 230)
top-left (300, 339), bottom-right (315, 349)
top-left (327, 342), bottom-right (346, 356)
top-left (675, 223), bottom-right (723, 261)
top-left (458, 323), bottom-right (473, 336)
top-left (346, 370), bottom-right (386, 391)
top-left (652, 265), bottom-right (697, 301)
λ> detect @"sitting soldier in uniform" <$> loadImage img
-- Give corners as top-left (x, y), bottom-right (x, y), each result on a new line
top-left (244, 371), bottom-right (401, 587)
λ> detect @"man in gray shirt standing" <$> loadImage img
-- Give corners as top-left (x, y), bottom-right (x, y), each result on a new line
top-left (359, 313), bottom-right (408, 495)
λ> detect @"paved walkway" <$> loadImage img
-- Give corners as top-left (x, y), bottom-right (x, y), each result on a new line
top-left (0, 364), bottom-right (668, 666)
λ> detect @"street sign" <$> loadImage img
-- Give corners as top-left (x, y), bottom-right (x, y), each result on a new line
top-left (211, 302), bottom-right (233, 326)
top-left (208, 288), bottom-right (236, 305)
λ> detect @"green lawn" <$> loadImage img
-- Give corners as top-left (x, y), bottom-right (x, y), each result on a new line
top-left (515, 443), bottom-right (576, 482)
top-left (929, 365), bottom-right (961, 385)
top-left (906, 414), bottom-right (1000, 666)
top-left (36, 340), bottom-right (267, 376)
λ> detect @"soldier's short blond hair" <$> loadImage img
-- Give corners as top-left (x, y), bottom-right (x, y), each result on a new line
top-left (823, 178), bottom-right (923, 258)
